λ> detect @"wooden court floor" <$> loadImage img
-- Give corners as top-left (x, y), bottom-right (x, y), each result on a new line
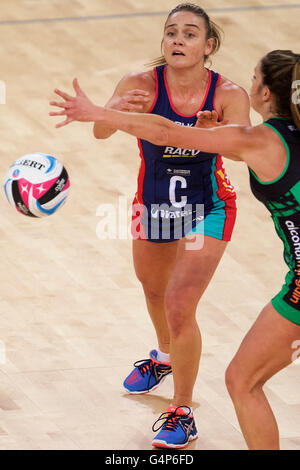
top-left (0, 0), bottom-right (299, 450)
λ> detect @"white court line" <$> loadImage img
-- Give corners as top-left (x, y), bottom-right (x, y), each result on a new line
top-left (0, 4), bottom-right (299, 26)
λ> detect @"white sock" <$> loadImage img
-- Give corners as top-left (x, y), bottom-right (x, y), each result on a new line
top-left (170, 405), bottom-right (193, 416)
top-left (157, 349), bottom-right (170, 363)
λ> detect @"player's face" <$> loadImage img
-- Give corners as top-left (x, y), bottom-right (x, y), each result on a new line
top-left (250, 62), bottom-right (266, 113)
top-left (163, 12), bottom-right (214, 69)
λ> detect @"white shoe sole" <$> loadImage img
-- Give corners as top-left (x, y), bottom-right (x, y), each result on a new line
top-left (152, 433), bottom-right (198, 449)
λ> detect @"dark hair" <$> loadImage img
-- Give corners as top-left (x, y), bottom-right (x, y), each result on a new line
top-left (148, 3), bottom-right (223, 67)
top-left (261, 50), bottom-right (300, 130)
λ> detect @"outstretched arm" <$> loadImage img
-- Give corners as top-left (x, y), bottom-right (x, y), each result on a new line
top-left (109, 109), bottom-right (254, 159)
top-left (50, 79), bottom-right (256, 161)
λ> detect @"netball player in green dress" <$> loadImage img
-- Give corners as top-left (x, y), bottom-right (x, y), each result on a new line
top-left (50, 49), bottom-right (300, 450)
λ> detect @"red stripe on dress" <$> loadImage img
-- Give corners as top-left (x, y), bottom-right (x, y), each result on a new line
top-left (214, 155), bottom-right (237, 241)
top-left (212, 76), bottom-right (236, 240)
top-left (136, 138), bottom-right (146, 205)
top-left (131, 139), bottom-right (147, 240)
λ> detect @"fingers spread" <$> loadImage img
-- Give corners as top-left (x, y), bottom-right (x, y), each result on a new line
top-left (120, 103), bottom-right (143, 111)
top-left (197, 111), bottom-right (210, 120)
top-left (73, 78), bottom-right (83, 96)
top-left (50, 100), bottom-right (73, 109)
top-left (127, 89), bottom-right (150, 97)
top-left (55, 117), bottom-right (74, 128)
top-left (54, 88), bottom-right (74, 101)
top-left (49, 110), bottom-right (67, 116)
top-left (127, 95), bottom-right (150, 103)
top-left (211, 110), bottom-right (218, 120)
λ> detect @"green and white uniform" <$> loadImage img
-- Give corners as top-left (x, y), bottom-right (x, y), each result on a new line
top-left (249, 117), bottom-right (300, 325)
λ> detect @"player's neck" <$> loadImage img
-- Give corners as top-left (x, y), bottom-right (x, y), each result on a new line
top-left (262, 111), bottom-right (280, 122)
top-left (166, 64), bottom-right (208, 96)
top-left (261, 99), bottom-right (281, 122)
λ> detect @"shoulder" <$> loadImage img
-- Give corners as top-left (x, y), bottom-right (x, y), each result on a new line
top-left (255, 121), bottom-right (289, 148)
top-left (105, 69), bottom-right (157, 113)
top-left (236, 124), bottom-right (274, 147)
top-left (216, 75), bottom-right (250, 104)
top-left (116, 70), bottom-right (156, 94)
top-left (239, 123), bottom-right (289, 180)
top-left (236, 123), bottom-right (285, 159)
top-left (214, 74), bottom-right (250, 125)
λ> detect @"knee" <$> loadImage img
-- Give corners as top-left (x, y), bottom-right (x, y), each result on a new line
top-left (141, 282), bottom-right (166, 305)
top-left (225, 361), bottom-right (242, 399)
top-left (225, 360), bottom-right (265, 401)
top-left (164, 290), bottom-right (195, 337)
top-left (225, 361), bottom-right (252, 402)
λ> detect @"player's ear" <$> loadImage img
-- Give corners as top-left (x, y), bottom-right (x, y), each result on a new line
top-left (262, 85), bottom-right (272, 103)
top-left (204, 37), bottom-right (214, 57)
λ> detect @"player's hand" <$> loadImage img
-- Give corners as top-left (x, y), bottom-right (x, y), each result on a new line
top-left (49, 78), bottom-right (102, 128)
top-left (114, 89), bottom-right (150, 112)
top-left (196, 110), bottom-right (229, 128)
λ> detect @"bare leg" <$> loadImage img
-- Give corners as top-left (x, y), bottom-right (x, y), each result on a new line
top-left (165, 235), bottom-right (228, 407)
top-left (132, 239), bottom-right (179, 353)
top-left (225, 302), bottom-right (300, 450)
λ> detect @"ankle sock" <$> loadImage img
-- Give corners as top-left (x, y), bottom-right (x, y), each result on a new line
top-left (157, 349), bottom-right (170, 363)
top-left (170, 405), bottom-right (193, 416)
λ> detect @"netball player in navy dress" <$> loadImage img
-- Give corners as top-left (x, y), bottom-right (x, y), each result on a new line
top-left (50, 3), bottom-right (250, 449)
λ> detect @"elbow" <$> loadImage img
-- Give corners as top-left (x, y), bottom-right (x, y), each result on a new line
top-left (93, 125), bottom-right (111, 140)
top-left (93, 130), bottom-right (103, 140)
top-left (93, 124), bottom-right (101, 139)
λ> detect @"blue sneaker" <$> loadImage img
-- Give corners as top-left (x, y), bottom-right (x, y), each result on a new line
top-left (152, 406), bottom-right (198, 449)
top-left (123, 350), bottom-right (172, 394)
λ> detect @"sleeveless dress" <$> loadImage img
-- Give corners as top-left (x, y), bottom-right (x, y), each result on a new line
top-left (249, 117), bottom-right (300, 325)
top-left (132, 65), bottom-right (237, 243)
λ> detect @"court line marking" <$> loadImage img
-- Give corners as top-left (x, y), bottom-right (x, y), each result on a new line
top-left (0, 3), bottom-right (299, 26)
